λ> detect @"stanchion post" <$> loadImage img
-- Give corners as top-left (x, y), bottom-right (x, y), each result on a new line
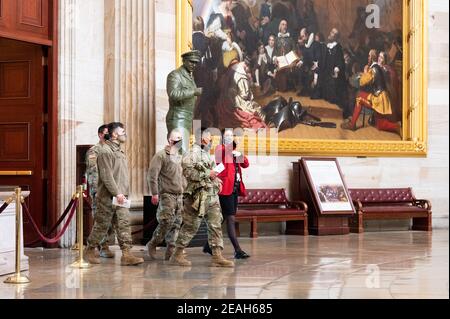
top-left (4, 187), bottom-right (31, 284)
top-left (71, 185), bottom-right (90, 269)
top-left (70, 189), bottom-right (80, 251)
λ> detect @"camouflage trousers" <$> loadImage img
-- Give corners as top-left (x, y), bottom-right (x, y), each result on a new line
top-left (149, 193), bottom-right (183, 247)
top-left (175, 194), bottom-right (224, 249)
top-left (88, 196), bottom-right (132, 250)
top-left (91, 193), bottom-right (115, 246)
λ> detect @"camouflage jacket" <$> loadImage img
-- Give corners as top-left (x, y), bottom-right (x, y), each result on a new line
top-left (182, 144), bottom-right (220, 217)
top-left (97, 140), bottom-right (130, 198)
top-left (85, 143), bottom-right (103, 197)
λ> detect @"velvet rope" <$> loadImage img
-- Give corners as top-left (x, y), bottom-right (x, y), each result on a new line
top-left (25, 198), bottom-right (76, 246)
top-left (21, 199), bottom-right (78, 244)
top-left (0, 202), bottom-right (9, 215)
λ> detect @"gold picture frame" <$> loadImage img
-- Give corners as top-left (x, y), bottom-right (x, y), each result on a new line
top-left (176, 0), bottom-right (428, 157)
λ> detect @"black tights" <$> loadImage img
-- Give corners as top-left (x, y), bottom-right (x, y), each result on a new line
top-left (204, 214), bottom-right (241, 253)
top-left (224, 215), bottom-right (241, 253)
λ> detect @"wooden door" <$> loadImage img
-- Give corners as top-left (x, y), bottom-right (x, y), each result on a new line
top-left (0, 37), bottom-right (46, 244)
top-left (0, 0), bottom-right (52, 46)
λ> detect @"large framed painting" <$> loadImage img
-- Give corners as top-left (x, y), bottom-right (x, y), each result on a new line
top-left (176, 0), bottom-right (428, 157)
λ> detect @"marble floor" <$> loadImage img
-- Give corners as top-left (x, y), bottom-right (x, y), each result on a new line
top-left (0, 230), bottom-right (448, 299)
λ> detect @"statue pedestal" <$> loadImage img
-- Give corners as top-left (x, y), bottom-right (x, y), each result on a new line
top-left (0, 192), bottom-right (29, 276)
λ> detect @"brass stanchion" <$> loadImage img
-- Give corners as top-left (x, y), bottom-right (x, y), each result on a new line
top-left (71, 191), bottom-right (80, 251)
top-left (4, 188), bottom-right (31, 284)
top-left (70, 185), bottom-right (90, 269)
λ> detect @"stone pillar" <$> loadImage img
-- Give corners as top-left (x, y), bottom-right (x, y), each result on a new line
top-left (58, 0), bottom-right (77, 247)
top-left (104, 0), bottom-right (156, 211)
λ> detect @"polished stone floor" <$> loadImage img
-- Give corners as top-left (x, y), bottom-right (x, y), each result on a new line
top-left (0, 230), bottom-right (448, 299)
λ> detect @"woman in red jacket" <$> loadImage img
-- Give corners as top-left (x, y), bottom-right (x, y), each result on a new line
top-left (203, 128), bottom-right (250, 259)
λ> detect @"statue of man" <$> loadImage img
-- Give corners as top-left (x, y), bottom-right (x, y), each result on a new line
top-left (166, 50), bottom-right (203, 152)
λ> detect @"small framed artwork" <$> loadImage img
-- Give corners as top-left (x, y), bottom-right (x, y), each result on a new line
top-left (300, 157), bottom-right (355, 215)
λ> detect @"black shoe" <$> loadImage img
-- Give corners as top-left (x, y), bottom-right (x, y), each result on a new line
top-left (234, 250), bottom-right (250, 259)
top-left (203, 243), bottom-right (212, 255)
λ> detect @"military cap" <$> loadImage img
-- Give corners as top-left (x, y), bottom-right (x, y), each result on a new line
top-left (181, 50), bottom-right (201, 62)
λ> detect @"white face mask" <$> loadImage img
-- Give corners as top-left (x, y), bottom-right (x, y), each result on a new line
top-left (223, 136), bottom-right (234, 145)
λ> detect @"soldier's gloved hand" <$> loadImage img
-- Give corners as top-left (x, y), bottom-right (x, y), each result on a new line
top-left (117, 194), bottom-right (126, 205)
top-left (151, 195), bottom-right (159, 205)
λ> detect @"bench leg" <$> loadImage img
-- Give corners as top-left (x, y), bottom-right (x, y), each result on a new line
top-left (303, 216), bottom-right (309, 236)
top-left (250, 217), bottom-right (258, 238)
top-left (350, 212), bottom-right (364, 233)
top-left (235, 221), bottom-right (241, 237)
top-left (412, 213), bottom-right (432, 231)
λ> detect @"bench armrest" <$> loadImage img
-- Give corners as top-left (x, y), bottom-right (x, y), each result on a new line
top-left (415, 199), bottom-right (432, 210)
top-left (288, 200), bottom-right (308, 212)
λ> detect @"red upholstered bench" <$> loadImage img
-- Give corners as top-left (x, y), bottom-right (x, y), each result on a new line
top-left (236, 189), bottom-right (308, 238)
top-left (348, 188), bottom-right (432, 233)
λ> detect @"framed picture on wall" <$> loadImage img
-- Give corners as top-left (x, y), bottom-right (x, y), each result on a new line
top-left (300, 157), bottom-right (355, 215)
top-left (176, 0), bottom-right (428, 157)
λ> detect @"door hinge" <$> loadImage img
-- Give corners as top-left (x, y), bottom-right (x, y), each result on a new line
top-left (43, 113), bottom-right (48, 123)
top-left (42, 56), bottom-right (48, 66)
top-left (42, 170), bottom-right (48, 179)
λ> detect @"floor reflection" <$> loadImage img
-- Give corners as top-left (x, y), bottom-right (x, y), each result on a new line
top-left (0, 230), bottom-right (447, 299)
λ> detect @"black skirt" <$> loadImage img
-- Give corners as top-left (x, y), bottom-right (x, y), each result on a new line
top-left (219, 192), bottom-right (239, 216)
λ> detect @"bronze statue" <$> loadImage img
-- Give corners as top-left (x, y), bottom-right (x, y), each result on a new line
top-left (166, 50), bottom-right (203, 151)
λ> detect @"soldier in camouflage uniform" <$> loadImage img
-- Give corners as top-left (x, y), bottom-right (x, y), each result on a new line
top-left (169, 128), bottom-right (234, 268)
top-left (85, 124), bottom-right (115, 258)
top-left (85, 122), bottom-right (144, 266)
top-left (146, 129), bottom-right (186, 261)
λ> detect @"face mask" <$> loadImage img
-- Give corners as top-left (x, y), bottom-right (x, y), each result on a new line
top-left (201, 140), bottom-right (212, 151)
top-left (173, 139), bottom-right (183, 148)
top-left (117, 134), bottom-right (127, 143)
top-left (223, 136), bottom-right (234, 145)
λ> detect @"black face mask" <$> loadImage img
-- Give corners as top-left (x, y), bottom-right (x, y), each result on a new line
top-left (174, 140), bottom-right (183, 148)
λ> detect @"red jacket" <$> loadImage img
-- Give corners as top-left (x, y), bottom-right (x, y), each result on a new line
top-left (215, 144), bottom-right (249, 196)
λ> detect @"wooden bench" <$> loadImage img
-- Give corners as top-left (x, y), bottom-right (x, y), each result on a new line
top-left (348, 188), bottom-right (432, 233)
top-left (235, 189), bottom-right (308, 238)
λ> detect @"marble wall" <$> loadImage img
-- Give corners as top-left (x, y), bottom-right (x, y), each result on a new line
top-left (57, 0), bottom-right (447, 248)
top-left (154, 0), bottom-right (449, 229)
